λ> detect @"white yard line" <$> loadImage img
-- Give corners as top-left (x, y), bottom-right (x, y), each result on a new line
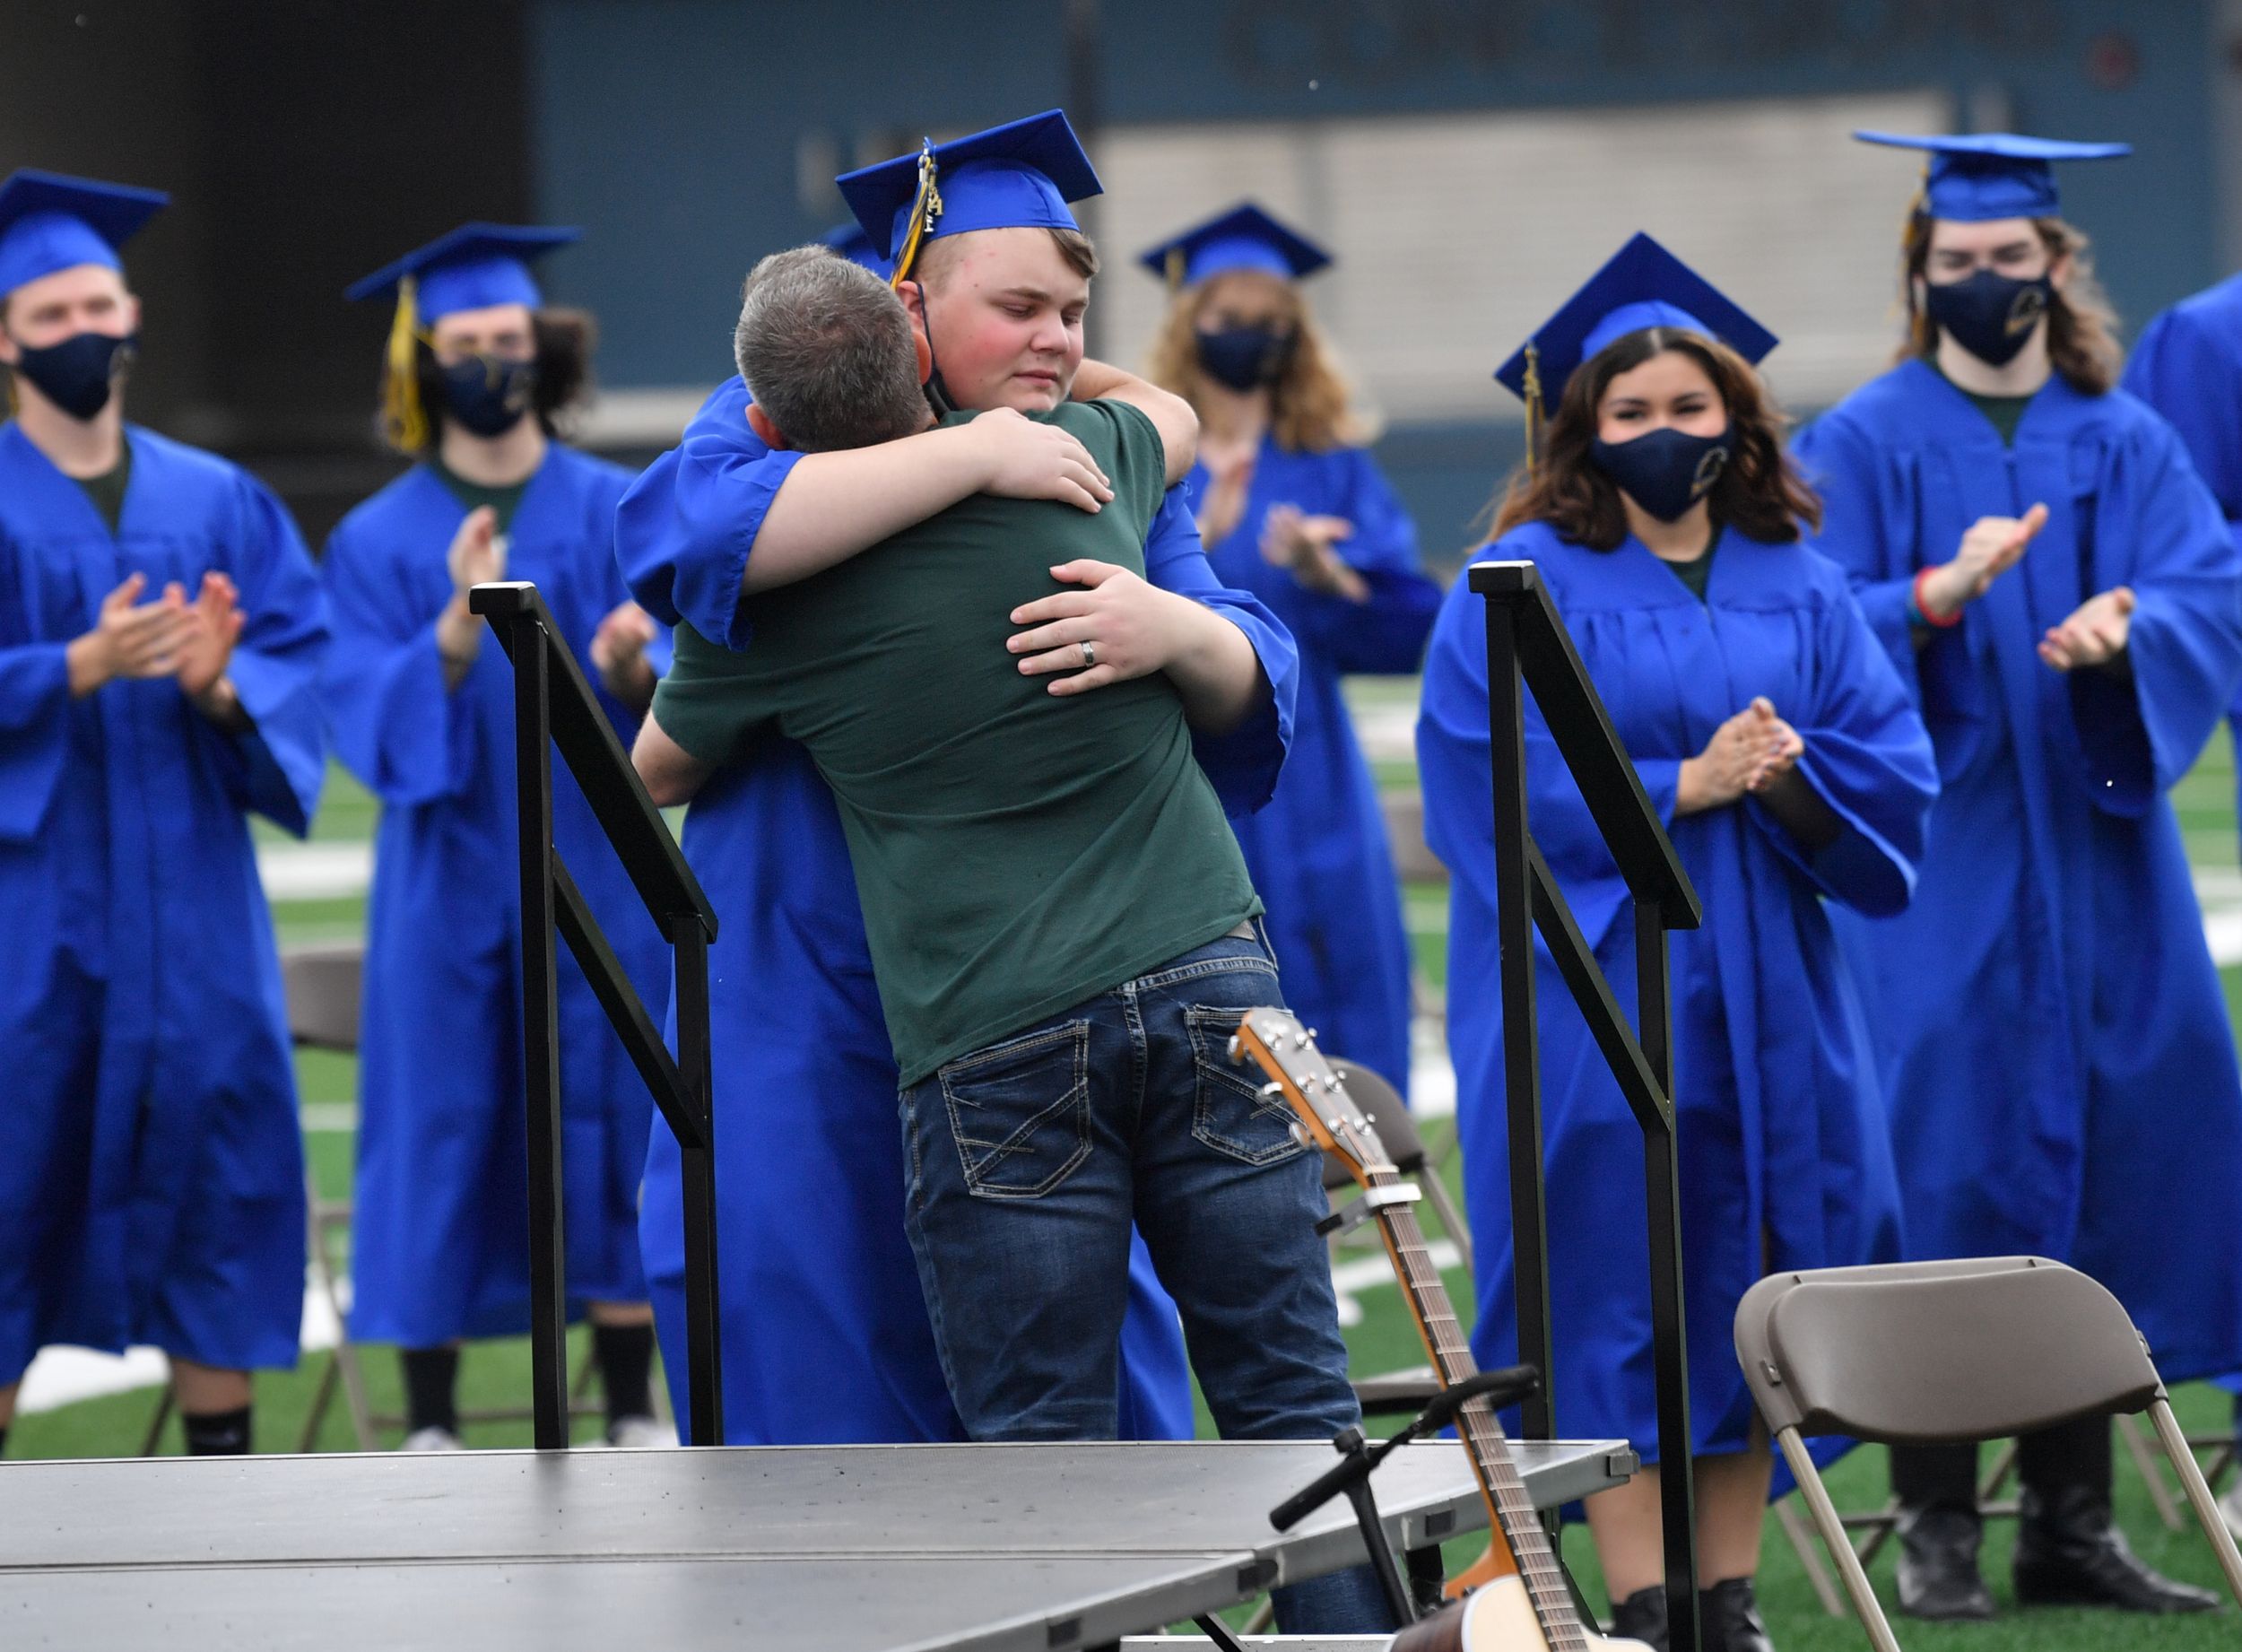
top-left (258, 841), bottom-right (371, 901)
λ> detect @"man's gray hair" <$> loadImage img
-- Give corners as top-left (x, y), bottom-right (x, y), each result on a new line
top-left (734, 247), bottom-right (927, 453)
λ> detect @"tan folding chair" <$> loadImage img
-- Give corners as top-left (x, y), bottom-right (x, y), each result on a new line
top-left (1736, 1256), bottom-right (2242, 1652)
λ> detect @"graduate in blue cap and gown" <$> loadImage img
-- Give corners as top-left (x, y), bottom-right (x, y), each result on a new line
top-left (321, 225), bottom-right (672, 1449)
top-left (1138, 204), bottom-right (1435, 1094)
top-left (623, 112), bottom-right (1300, 1455)
top-left (2119, 265), bottom-right (2242, 1539)
top-left (1418, 233), bottom-right (1936, 1651)
top-left (0, 170), bottom-right (327, 1457)
top-left (1795, 132), bottom-right (2238, 1619)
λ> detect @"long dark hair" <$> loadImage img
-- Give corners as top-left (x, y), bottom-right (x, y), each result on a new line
top-left (1897, 213), bottom-right (2121, 395)
top-left (1486, 328), bottom-right (1821, 550)
top-left (397, 306), bottom-right (598, 451)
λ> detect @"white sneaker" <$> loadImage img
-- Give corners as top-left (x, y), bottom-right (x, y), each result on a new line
top-left (398, 1426), bottom-right (465, 1453)
top-left (2219, 1476), bottom-right (2242, 1543)
top-left (603, 1414), bottom-right (676, 1449)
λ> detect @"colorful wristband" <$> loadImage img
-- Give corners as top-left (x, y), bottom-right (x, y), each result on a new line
top-left (1912, 565), bottom-right (1964, 630)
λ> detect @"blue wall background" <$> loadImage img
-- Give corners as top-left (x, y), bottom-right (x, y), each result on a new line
top-left (530, 0), bottom-right (2224, 560)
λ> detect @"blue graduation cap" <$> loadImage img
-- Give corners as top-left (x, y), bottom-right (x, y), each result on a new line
top-left (1494, 231), bottom-right (1777, 406)
top-left (837, 109), bottom-right (1100, 283)
top-left (1854, 131), bottom-right (2131, 222)
top-left (821, 221), bottom-right (892, 279)
top-left (1136, 202), bottom-right (1332, 290)
top-left (343, 222), bottom-right (580, 321)
top-left (345, 222), bottom-right (579, 455)
top-left (0, 169), bottom-right (168, 299)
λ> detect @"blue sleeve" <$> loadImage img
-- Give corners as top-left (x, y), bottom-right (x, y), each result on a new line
top-left (317, 511), bottom-right (481, 809)
top-left (1793, 412), bottom-right (1919, 684)
top-left (1744, 575), bottom-right (1938, 917)
top-left (1291, 448), bottom-right (1440, 675)
top-left (203, 476), bottom-right (328, 837)
top-left (1416, 552), bottom-right (1680, 957)
top-left (613, 377), bottom-right (804, 648)
top-left (2125, 308), bottom-right (2242, 520)
top-left (0, 626), bottom-right (71, 843)
top-left (1142, 484), bottom-right (1298, 818)
top-left (2073, 419), bottom-right (2242, 806)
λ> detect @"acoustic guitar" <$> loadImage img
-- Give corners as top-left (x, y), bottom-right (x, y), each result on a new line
top-left (1231, 1007), bottom-right (1643, 1652)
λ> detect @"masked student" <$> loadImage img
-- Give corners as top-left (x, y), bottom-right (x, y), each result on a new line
top-left (319, 226), bottom-right (670, 1450)
top-left (1794, 131), bottom-right (2242, 1621)
top-left (615, 113), bottom-right (1303, 1450)
top-left (1417, 235), bottom-right (1938, 1652)
top-left (1134, 204), bottom-right (1437, 1095)
top-left (0, 171), bottom-right (328, 1458)
top-left (634, 239), bottom-right (1387, 1638)
top-left (2120, 265), bottom-right (2242, 1544)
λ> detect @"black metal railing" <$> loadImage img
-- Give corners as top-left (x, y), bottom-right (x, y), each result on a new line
top-left (469, 580), bottom-right (725, 1449)
top-left (1471, 560), bottom-right (1706, 1652)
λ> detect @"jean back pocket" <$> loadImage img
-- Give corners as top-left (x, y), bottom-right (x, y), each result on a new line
top-left (937, 1020), bottom-right (1093, 1199)
top-left (1184, 1004), bottom-right (1306, 1167)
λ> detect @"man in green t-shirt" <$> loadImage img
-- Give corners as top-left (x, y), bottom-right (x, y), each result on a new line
top-left (634, 246), bottom-right (1363, 1477)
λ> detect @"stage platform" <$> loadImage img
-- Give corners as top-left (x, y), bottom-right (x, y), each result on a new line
top-left (2, 1436), bottom-right (1633, 1651)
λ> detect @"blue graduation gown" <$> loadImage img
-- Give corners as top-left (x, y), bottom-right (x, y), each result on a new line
top-left (321, 447), bottom-right (665, 1347)
top-left (621, 377), bottom-right (1300, 1443)
top-left (2125, 274), bottom-right (2242, 820)
top-left (1417, 521), bottom-right (1934, 1458)
top-left (1189, 439), bottom-right (1436, 1091)
top-left (0, 422), bottom-right (326, 1383)
top-left (1796, 360), bottom-right (2242, 1382)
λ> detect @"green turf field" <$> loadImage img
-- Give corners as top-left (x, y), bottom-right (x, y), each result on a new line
top-left (14, 706), bottom-right (2242, 1647)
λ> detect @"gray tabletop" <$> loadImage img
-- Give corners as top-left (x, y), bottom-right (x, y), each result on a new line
top-left (4, 1438), bottom-right (1635, 1652)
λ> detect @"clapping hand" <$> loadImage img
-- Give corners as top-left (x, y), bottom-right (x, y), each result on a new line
top-left (1678, 697), bottom-right (1802, 814)
top-left (1917, 503), bottom-right (2048, 621)
top-left (592, 600), bottom-right (660, 711)
top-left (1260, 503), bottom-right (1369, 602)
top-left (173, 571), bottom-right (246, 702)
top-left (2038, 586), bottom-right (2135, 671)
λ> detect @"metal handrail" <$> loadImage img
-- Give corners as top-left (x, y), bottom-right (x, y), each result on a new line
top-left (1469, 560), bottom-right (1704, 1652)
top-left (469, 579), bottom-right (724, 1448)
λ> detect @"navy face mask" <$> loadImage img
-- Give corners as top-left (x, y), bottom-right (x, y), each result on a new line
top-left (12, 329), bottom-right (136, 421)
top-left (1591, 423), bottom-right (1733, 524)
top-left (1195, 325), bottom-right (1295, 393)
top-left (439, 352), bottom-right (537, 437)
top-left (1925, 268), bottom-right (2053, 369)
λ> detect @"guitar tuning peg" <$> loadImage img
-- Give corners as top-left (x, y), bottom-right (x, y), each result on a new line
top-left (1226, 1034), bottom-right (1242, 1063)
top-left (1290, 1031), bottom-right (1308, 1049)
top-left (1307, 1027), bottom-right (1319, 1040)
top-left (1258, 1081), bottom-right (1286, 1100)
top-left (1287, 1121), bottom-right (1311, 1149)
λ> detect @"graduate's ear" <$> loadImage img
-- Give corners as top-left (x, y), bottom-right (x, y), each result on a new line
top-left (121, 291), bottom-right (143, 335)
top-left (744, 401), bottom-right (793, 451)
top-left (898, 278), bottom-right (932, 338)
top-left (913, 326), bottom-right (933, 387)
top-left (2048, 248), bottom-right (2074, 293)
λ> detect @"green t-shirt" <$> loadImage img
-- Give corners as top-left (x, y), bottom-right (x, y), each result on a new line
top-left (1937, 363), bottom-right (2033, 447)
top-left (429, 453), bottom-right (533, 531)
top-left (654, 400), bottom-right (1263, 1085)
top-left (1659, 539), bottom-right (1716, 603)
top-left (75, 438), bottom-right (132, 535)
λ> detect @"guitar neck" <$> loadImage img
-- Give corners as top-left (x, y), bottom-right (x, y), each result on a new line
top-left (1367, 1171), bottom-right (1589, 1652)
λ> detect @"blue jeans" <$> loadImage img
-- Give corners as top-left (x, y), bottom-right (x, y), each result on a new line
top-left (899, 929), bottom-right (1392, 1633)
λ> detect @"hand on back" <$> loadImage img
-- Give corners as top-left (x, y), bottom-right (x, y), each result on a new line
top-left (968, 407), bottom-right (1112, 514)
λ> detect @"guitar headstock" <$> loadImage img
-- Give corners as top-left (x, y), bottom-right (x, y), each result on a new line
top-left (1230, 1006), bottom-right (1396, 1188)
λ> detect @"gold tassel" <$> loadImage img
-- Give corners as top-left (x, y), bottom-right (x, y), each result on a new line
top-left (1521, 341), bottom-right (1544, 472)
top-left (379, 274), bottom-right (429, 454)
top-left (1165, 248), bottom-right (1186, 292)
top-left (889, 142), bottom-right (943, 288)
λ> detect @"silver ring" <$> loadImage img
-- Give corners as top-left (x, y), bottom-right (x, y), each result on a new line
top-left (1081, 639), bottom-right (1097, 669)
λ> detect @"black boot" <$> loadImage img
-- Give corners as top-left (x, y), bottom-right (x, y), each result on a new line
top-left (1608, 1583), bottom-right (1669, 1651)
top-left (2013, 1482), bottom-right (2220, 1613)
top-left (1894, 1504), bottom-right (1994, 1621)
top-left (1700, 1577), bottom-right (1773, 1652)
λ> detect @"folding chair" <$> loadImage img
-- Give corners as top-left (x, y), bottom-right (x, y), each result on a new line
top-left (1736, 1256), bottom-right (2242, 1652)
top-left (1317, 1059), bottom-right (1473, 1418)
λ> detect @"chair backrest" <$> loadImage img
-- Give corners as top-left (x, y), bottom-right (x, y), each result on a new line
top-left (1382, 789), bottom-right (1447, 885)
top-left (1735, 1256), bottom-right (2162, 1444)
top-left (1321, 1059), bottom-right (1423, 1189)
top-left (282, 942), bottom-right (365, 1054)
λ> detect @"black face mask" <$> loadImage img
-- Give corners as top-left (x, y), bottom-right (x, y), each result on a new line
top-left (12, 329), bottom-right (136, 421)
top-left (1591, 423), bottom-right (1733, 524)
top-left (439, 352), bottom-right (537, 437)
top-left (1195, 325), bottom-right (1296, 392)
top-left (1925, 268), bottom-right (2053, 369)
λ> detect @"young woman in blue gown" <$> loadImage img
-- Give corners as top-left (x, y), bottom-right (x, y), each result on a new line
top-left (1419, 234), bottom-right (1937, 1651)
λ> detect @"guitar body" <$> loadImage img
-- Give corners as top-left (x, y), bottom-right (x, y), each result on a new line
top-left (1389, 1581), bottom-right (1650, 1652)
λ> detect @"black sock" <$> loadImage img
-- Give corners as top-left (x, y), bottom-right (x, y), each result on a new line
top-left (400, 1346), bottom-right (461, 1437)
top-left (594, 1322), bottom-right (656, 1428)
top-left (181, 1404), bottom-right (252, 1456)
